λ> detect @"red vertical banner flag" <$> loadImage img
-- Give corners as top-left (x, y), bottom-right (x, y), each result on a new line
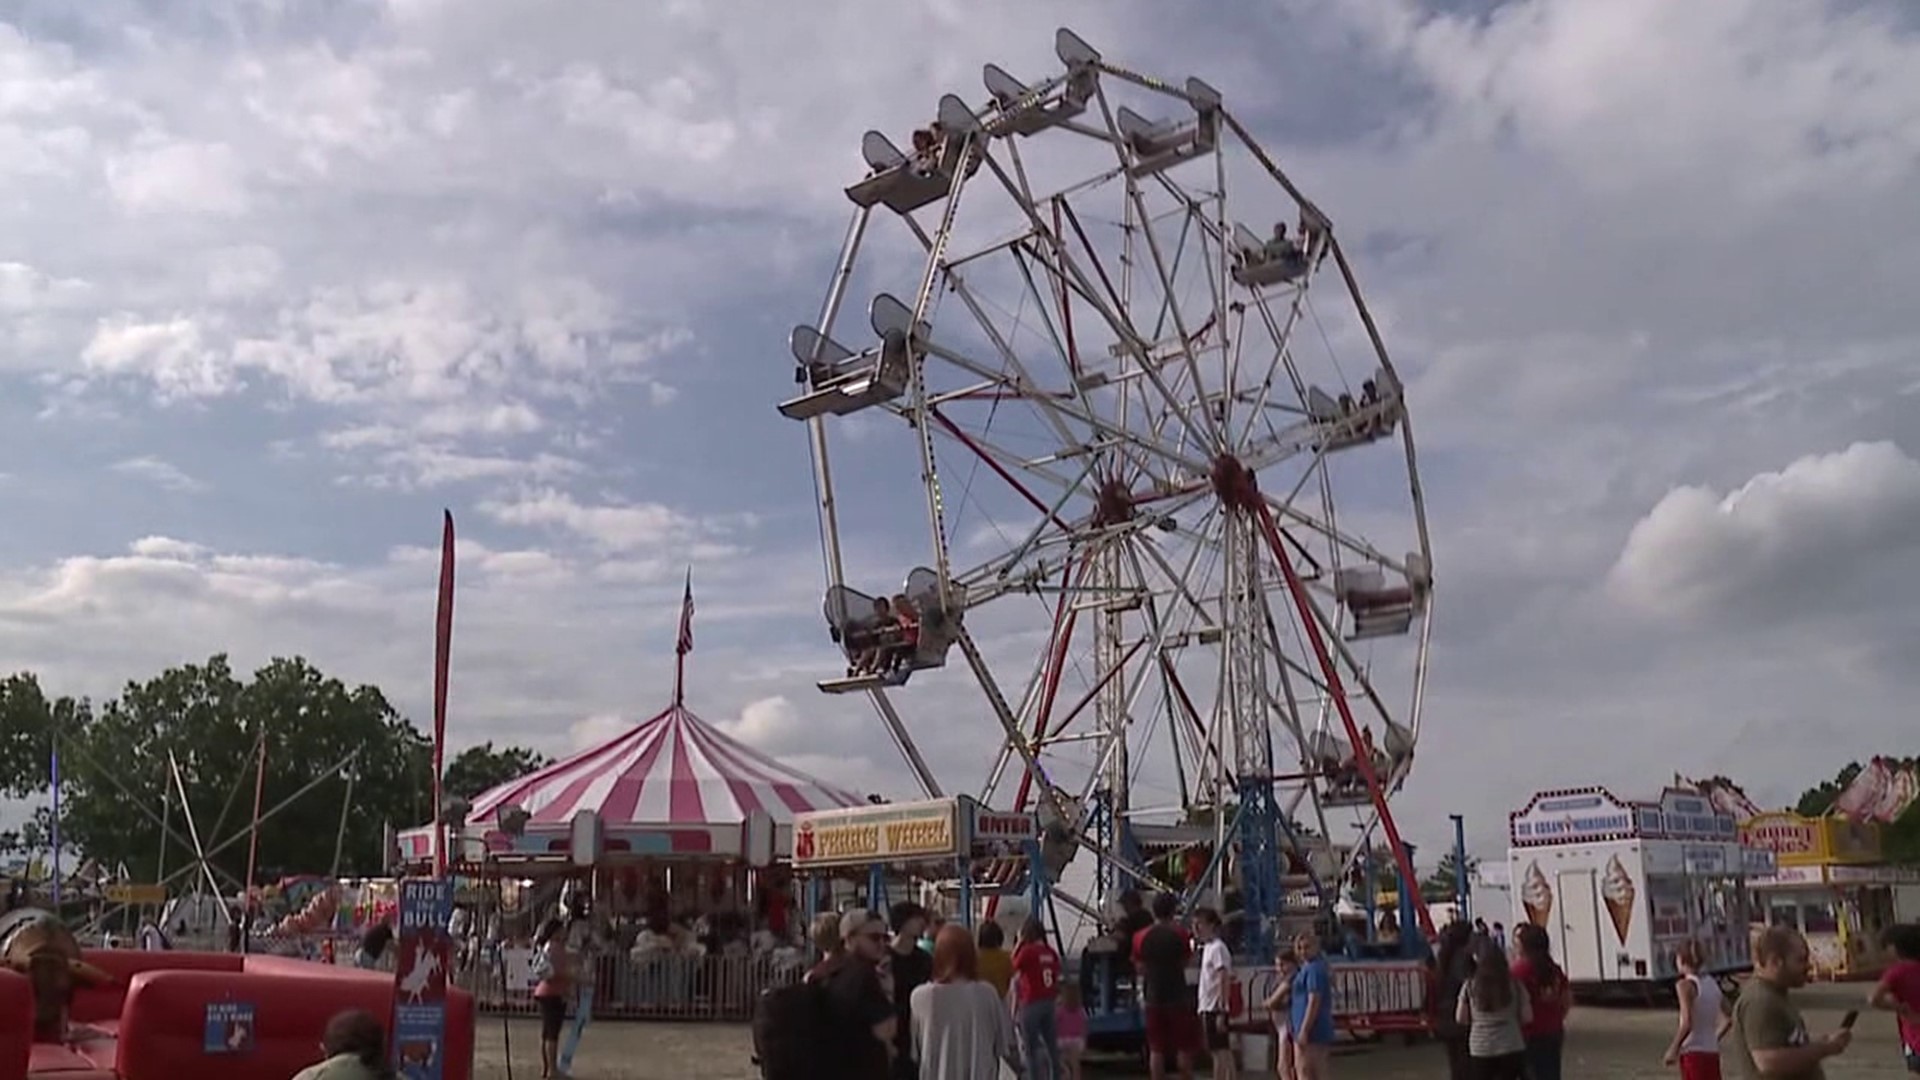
top-left (432, 510), bottom-right (456, 876)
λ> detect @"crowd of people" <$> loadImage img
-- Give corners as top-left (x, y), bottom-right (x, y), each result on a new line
top-left (313, 886), bottom-right (1911, 1079)
top-left (751, 900), bottom-right (1084, 1080)
top-left (1429, 915), bottom-right (1920, 1080)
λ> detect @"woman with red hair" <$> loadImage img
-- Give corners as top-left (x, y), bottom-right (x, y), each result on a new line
top-left (911, 923), bottom-right (1023, 1080)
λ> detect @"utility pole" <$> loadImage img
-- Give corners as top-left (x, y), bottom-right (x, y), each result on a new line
top-left (1449, 813), bottom-right (1472, 923)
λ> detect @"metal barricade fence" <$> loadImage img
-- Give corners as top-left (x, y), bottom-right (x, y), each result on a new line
top-left (453, 950), bottom-right (807, 1022)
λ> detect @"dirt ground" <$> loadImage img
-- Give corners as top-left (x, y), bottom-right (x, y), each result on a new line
top-left (471, 983), bottom-right (1907, 1078)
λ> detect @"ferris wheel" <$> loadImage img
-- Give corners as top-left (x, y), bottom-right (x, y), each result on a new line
top-left (779, 28), bottom-right (1436, 947)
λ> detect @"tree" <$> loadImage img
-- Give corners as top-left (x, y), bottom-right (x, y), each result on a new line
top-left (443, 742), bottom-right (552, 804)
top-left (1420, 850), bottom-right (1478, 903)
top-left (1794, 762), bottom-right (1864, 817)
top-left (6, 655), bottom-right (433, 886)
top-left (0, 673), bottom-right (92, 798)
top-left (1794, 757), bottom-right (1920, 864)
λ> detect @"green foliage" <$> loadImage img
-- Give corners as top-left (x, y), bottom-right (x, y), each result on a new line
top-left (83, 656), bottom-right (431, 884)
top-left (443, 742), bottom-right (552, 803)
top-left (1792, 758), bottom-right (1920, 864)
top-left (1794, 762), bottom-right (1864, 817)
top-left (1420, 850), bottom-right (1477, 903)
top-left (1, 656), bottom-right (443, 884)
top-left (0, 674), bottom-right (90, 798)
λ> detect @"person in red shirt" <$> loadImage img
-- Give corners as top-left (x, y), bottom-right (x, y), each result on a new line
top-left (1509, 923), bottom-right (1569, 1080)
top-left (1869, 923), bottom-right (1920, 1074)
top-left (1134, 893), bottom-right (1199, 1080)
top-left (1012, 918), bottom-right (1064, 1080)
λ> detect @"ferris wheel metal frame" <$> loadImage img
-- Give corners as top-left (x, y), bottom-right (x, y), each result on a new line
top-left (778, 27), bottom-right (1438, 951)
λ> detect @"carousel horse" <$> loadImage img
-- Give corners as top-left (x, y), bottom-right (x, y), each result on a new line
top-left (0, 908), bottom-right (115, 1041)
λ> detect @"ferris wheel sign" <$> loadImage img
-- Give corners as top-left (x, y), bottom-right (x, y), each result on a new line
top-left (791, 797), bottom-right (1037, 870)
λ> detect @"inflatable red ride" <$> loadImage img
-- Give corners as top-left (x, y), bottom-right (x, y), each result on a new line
top-left (0, 947), bottom-right (475, 1080)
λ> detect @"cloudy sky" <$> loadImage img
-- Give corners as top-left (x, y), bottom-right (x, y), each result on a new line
top-left (0, 0), bottom-right (1916, 865)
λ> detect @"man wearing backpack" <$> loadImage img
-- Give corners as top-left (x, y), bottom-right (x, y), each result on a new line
top-left (885, 902), bottom-right (934, 1080)
top-left (825, 909), bottom-right (898, 1080)
top-left (756, 909), bottom-right (895, 1080)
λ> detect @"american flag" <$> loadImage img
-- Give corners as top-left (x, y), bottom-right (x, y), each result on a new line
top-left (676, 570), bottom-right (694, 656)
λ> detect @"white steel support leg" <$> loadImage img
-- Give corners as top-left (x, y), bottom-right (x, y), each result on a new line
top-left (867, 688), bottom-right (943, 799)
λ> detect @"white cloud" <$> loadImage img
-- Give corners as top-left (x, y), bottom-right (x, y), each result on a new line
top-left (478, 488), bottom-right (750, 557)
top-left (105, 139), bottom-right (251, 216)
top-left (128, 536), bottom-right (206, 560)
top-left (1608, 441), bottom-right (1920, 619)
top-left (568, 712), bottom-right (629, 751)
top-left (0, 262), bottom-right (91, 312)
top-left (82, 316), bottom-right (235, 399)
top-left (204, 246), bottom-right (284, 301)
top-left (109, 456), bottom-right (206, 493)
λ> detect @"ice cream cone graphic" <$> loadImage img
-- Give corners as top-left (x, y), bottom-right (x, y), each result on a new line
top-left (1602, 854), bottom-right (1635, 944)
top-left (1521, 861), bottom-right (1553, 928)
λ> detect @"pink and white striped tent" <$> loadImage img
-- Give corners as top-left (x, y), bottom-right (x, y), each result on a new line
top-left (397, 704), bottom-right (865, 865)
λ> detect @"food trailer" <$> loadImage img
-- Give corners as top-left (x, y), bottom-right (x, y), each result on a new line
top-left (1509, 786), bottom-right (1774, 996)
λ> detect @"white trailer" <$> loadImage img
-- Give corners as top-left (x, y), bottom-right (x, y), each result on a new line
top-left (1508, 786), bottom-right (1772, 995)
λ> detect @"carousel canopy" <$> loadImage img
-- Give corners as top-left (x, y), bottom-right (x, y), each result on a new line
top-left (467, 704), bottom-right (864, 830)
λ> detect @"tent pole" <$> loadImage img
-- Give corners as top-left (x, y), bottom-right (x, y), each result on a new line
top-left (331, 772), bottom-right (355, 879)
top-left (242, 732), bottom-right (269, 944)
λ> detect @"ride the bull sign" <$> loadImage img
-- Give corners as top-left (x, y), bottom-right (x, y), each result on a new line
top-left (390, 877), bottom-right (454, 1080)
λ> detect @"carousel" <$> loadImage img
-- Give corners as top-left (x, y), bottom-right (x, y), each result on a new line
top-left (394, 592), bottom-right (867, 1018)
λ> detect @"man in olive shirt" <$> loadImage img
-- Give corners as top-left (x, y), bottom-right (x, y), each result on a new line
top-left (1728, 926), bottom-right (1850, 1079)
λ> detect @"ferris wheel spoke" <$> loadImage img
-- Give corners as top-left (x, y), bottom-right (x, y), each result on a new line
top-left (1115, 179), bottom-right (1228, 452)
top-left (976, 153), bottom-right (1219, 457)
top-left (1082, 75), bottom-right (1231, 450)
top-left (898, 214), bottom-right (1088, 455)
top-left (953, 626), bottom-right (1076, 830)
top-left (981, 555), bottom-right (1087, 808)
top-left (1232, 300), bottom-right (1312, 452)
top-left (925, 406), bottom-right (1083, 506)
top-left (1262, 489), bottom-right (1410, 577)
top-left (865, 688), bottom-right (944, 798)
top-left (915, 283), bottom-right (1202, 487)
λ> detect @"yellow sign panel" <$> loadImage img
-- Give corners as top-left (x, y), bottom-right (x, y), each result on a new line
top-left (1818, 816), bottom-right (1881, 865)
top-left (1740, 812), bottom-right (1883, 867)
top-left (793, 800), bottom-right (961, 868)
top-left (105, 883), bottom-right (168, 906)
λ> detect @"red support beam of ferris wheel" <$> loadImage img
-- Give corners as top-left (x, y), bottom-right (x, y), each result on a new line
top-left (927, 408), bottom-right (1074, 535)
top-left (1221, 459), bottom-right (1433, 940)
top-left (986, 557), bottom-right (1082, 920)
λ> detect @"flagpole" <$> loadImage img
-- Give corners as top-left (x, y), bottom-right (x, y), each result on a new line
top-left (50, 735), bottom-right (61, 910)
top-left (673, 568), bottom-right (692, 708)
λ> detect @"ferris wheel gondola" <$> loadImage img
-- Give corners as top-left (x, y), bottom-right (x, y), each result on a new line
top-left (779, 26), bottom-right (1438, 953)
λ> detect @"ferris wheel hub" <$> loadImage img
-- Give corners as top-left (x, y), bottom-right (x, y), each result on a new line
top-left (1208, 453), bottom-right (1261, 512)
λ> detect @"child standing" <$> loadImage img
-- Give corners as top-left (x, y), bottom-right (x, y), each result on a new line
top-left (1055, 983), bottom-right (1088, 1080)
top-left (1261, 949), bottom-right (1300, 1080)
top-left (1662, 941), bottom-right (1729, 1080)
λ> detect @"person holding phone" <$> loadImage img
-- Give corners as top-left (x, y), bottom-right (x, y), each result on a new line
top-left (1728, 926), bottom-right (1851, 1079)
top-left (1664, 941), bottom-right (1731, 1078)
